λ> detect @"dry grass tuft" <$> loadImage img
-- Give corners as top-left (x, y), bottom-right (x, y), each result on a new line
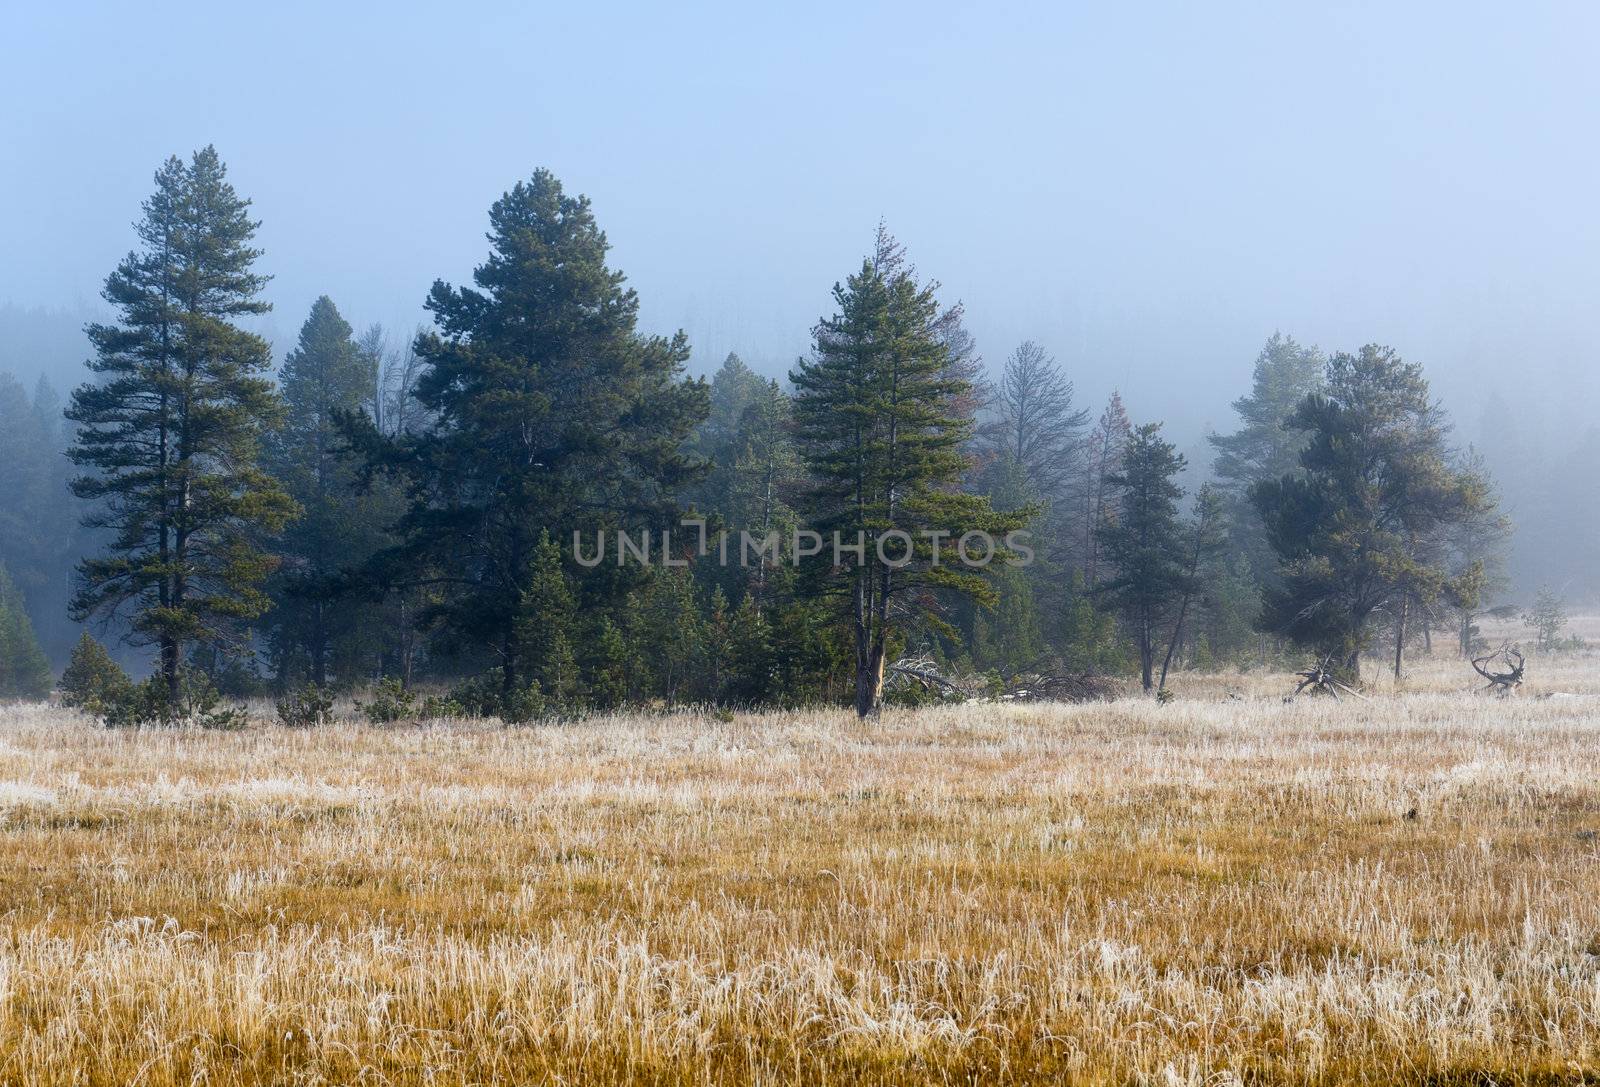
top-left (0, 650), bottom-right (1597, 1084)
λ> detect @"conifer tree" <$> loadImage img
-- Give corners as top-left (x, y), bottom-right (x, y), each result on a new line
top-left (1081, 392), bottom-right (1132, 587)
top-left (1252, 346), bottom-right (1482, 678)
top-left (0, 374), bottom-right (75, 660)
top-left (1096, 423), bottom-right (1192, 692)
top-left (58, 631), bottom-right (132, 713)
top-left (67, 148), bottom-right (295, 702)
top-left (263, 296), bottom-right (387, 687)
top-left (349, 169), bottom-right (707, 707)
top-left (514, 530), bottom-right (578, 705)
top-left (1208, 333), bottom-right (1325, 592)
top-left (791, 237), bottom-right (1029, 717)
top-left (982, 341), bottom-right (1089, 504)
top-left (0, 563), bottom-right (51, 699)
top-left (1443, 448), bottom-right (1513, 656)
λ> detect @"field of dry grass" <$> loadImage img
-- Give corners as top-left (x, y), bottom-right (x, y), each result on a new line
top-left (0, 645), bottom-right (1597, 1084)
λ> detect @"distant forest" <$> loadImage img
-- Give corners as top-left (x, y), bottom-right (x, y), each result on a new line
top-left (0, 148), bottom-right (1592, 716)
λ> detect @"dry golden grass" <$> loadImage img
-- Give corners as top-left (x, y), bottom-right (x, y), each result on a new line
top-left (0, 648), bottom-right (1598, 1084)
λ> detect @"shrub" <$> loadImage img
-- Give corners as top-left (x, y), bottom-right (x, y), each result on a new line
top-left (102, 670), bottom-right (247, 730)
top-left (58, 634), bottom-right (134, 715)
top-left (419, 695), bottom-right (466, 719)
top-left (448, 670), bottom-right (547, 723)
top-left (275, 684), bottom-right (334, 728)
top-left (357, 677), bottom-right (415, 724)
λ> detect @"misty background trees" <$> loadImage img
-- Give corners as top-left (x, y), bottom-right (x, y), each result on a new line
top-left (0, 150), bottom-right (1583, 716)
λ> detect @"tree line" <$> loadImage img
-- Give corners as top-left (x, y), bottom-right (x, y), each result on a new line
top-left (0, 147), bottom-right (1545, 714)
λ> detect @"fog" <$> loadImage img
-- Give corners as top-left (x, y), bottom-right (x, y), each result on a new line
top-left (3, 0), bottom-right (1597, 598)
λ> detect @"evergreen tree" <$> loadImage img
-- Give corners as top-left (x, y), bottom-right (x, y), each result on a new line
top-left (1095, 423), bottom-right (1191, 692)
top-left (66, 148), bottom-right (295, 702)
top-left (1081, 392), bottom-right (1132, 587)
top-left (0, 562), bottom-right (51, 699)
top-left (1210, 334), bottom-right (1326, 490)
top-left (1442, 448), bottom-right (1513, 656)
top-left (1208, 333), bottom-right (1325, 593)
top-left (634, 564), bottom-right (705, 703)
top-left (791, 239), bottom-right (1029, 717)
top-left (581, 616), bottom-right (633, 711)
top-left (1154, 483), bottom-right (1226, 692)
top-left (514, 530), bottom-right (579, 705)
top-left (0, 374), bottom-right (77, 661)
top-left (262, 296), bottom-right (387, 687)
top-left (723, 594), bottom-right (775, 704)
top-left (1252, 345), bottom-right (1482, 678)
top-left (1524, 586), bottom-right (1568, 651)
top-left (58, 631), bottom-right (132, 713)
top-left (349, 169), bottom-right (708, 707)
top-left (981, 341), bottom-right (1089, 504)
top-left (970, 563), bottom-right (1046, 674)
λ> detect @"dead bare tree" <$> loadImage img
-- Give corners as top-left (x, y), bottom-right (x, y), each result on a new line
top-left (1470, 644), bottom-right (1525, 695)
top-left (1004, 672), bottom-right (1121, 703)
top-left (884, 656), bottom-right (1120, 704)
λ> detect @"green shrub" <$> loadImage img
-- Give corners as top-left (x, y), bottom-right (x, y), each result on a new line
top-left (102, 670), bottom-right (247, 730)
top-left (419, 695), bottom-right (466, 719)
top-left (275, 684), bottom-right (334, 728)
top-left (447, 670), bottom-right (547, 723)
top-left (357, 677), bottom-right (415, 724)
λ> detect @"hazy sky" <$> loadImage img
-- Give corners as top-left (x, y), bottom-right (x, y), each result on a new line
top-left (5, 0), bottom-right (1599, 444)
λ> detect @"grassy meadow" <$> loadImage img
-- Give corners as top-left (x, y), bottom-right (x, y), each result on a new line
top-left (0, 643), bottom-right (1596, 1084)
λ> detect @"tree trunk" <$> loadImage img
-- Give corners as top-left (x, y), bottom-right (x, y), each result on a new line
top-left (1393, 597), bottom-right (1408, 681)
top-left (854, 649), bottom-right (885, 718)
top-left (1139, 612), bottom-right (1154, 692)
top-left (1157, 596), bottom-right (1193, 694)
top-left (312, 601), bottom-right (328, 688)
top-left (161, 636), bottom-right (181, 704)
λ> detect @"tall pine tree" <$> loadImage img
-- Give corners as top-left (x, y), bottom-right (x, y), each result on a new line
top-left (67, 148), bottom-right (295, 701)
top-left (349, 169), bottom-right (707, 707)
top-left (1095, 423), bottom-right (1191, 692)
top-left (791, 236), bottom-right (1027, 717)
top-left (262, 296), bottom-right (388, 688)
top-left (1252, 345), bottom-right (1482, 678)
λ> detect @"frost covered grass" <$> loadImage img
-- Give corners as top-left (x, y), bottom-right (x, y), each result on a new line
top-left (0, 653), bottom-right (1596, 1084)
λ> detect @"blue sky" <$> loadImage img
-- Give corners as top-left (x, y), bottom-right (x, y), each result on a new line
top-left (4, 0), bottom-right (1599, 442)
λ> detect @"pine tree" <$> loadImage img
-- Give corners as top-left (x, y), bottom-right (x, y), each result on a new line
top-left (348, 169), bottom-right (708, 709)
top-left (581, 616), bottom-right (632, 710)
top-left (635, 565), bottom-right (705, 704)
top-left (723, 594), bottom-right (774, 704)
top-left (1096, 423), bottom-right (1191, 692)
top-left (0, 562), bottom-right (51, 699)
top-left (1443, 448), bottom-right (1513, 656)
top-left (1252, 346), bottom-right (1482, 678)
top-left (1524, 586), bottom-right (1568, 652)
top-left (981, 341), bottom-right (1089, 505)
top-left (791, 237), bottom-right (1029, 717)
top-left (1208, 333), bottom-right (1326, 601)
top-left (0, 373), bottom-right (75, 660)
top-left (515, 530), bottom-right (578, 706)
top-left (262, 296), bottom-right (387, 687)
top-left (1154, 484), bottom-right (1226, 693)
top-left (58, 631), bottom-right (132, 713)
top-left (1082, 392), bottom-right (1132, 587)
top-left (67, 148), bottom-right (295, 702)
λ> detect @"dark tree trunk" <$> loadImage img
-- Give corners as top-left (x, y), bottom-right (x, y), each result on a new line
top-left (1393, 598), bottom-right (1408, 681)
